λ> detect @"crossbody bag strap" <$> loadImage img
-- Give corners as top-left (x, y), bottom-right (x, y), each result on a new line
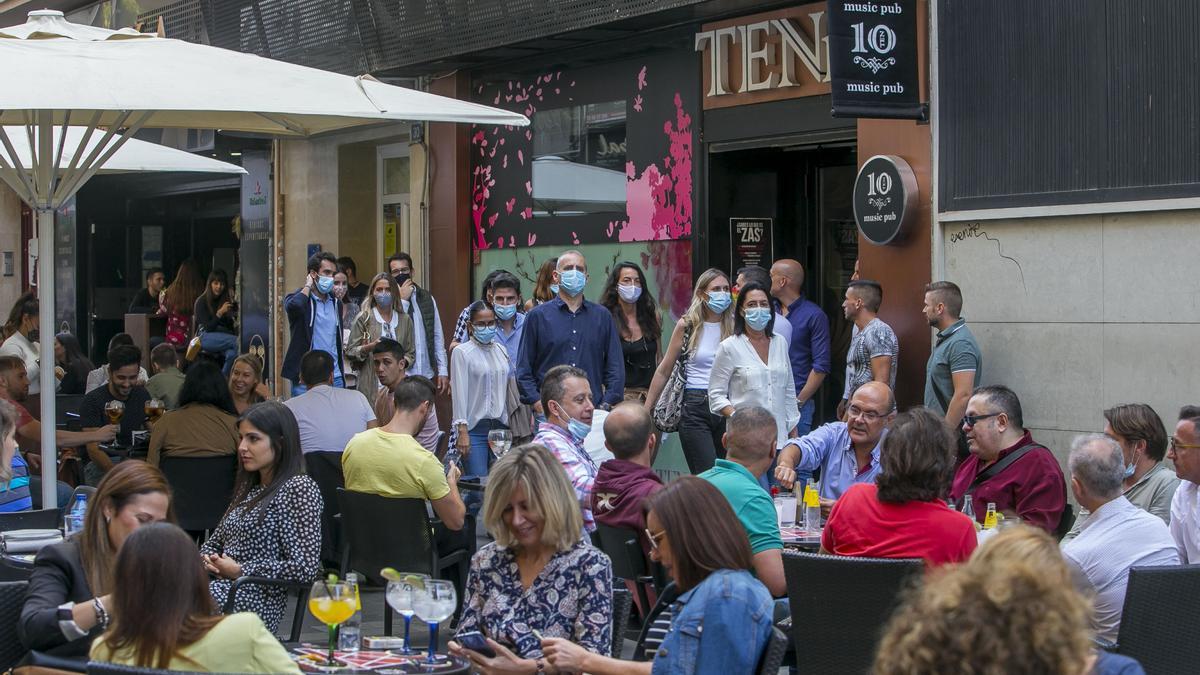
top-left (967, 441), bottom-right (1038, 494)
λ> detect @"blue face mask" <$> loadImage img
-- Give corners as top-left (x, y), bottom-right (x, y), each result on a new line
top-left (706, 291), bottom-right (732, 314)
top-left (373, 292), bottom-right (392, 309)
top-left (316, 276), bottom-right (335, 295)
top-left (554, 401), bottom-right (591, 443)
top-left (559, 269), bottom-right (587, 297)
top-left (473, 326), bottom-right (497, 344)
top-left (549, 283), bottom-right (560, 296)
top-left (745, 307), bottom-right (772, 331)
top-left (493, 303), bottom-right (517, 321)
top-left (1124, 462), bottom-right (1136, 479)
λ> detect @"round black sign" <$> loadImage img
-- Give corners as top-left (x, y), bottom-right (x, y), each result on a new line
top-left (853, 155), bottom-right (918, 246)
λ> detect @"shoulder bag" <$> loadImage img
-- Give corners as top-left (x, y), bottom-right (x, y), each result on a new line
top-left (652, 323), bottom-right (693, 433)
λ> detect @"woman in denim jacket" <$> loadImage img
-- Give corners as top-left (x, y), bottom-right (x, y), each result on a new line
top-left (543, 476), bottom-right (774, 674)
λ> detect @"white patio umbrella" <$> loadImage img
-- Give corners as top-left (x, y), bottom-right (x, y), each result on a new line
top-left (2, 127), bottom-right (249, 176)
top-left (0, 9), bottom-right (529, 507)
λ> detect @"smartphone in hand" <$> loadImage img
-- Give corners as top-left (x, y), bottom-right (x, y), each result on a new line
top-left (456, 631), bottom-right (496, 658)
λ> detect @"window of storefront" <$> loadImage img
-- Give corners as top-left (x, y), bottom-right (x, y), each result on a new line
top-left (377, 143), bottom-right (411, 261)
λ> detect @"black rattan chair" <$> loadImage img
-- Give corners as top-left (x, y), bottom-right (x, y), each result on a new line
top-left (159, 455), bottom-right (237, 534)
top-left (783, 551), bottom-right (923, 674)
top-left (610, 587), bottom-right (632, 658)
top-left (756, 626), bottom-right (789, 675)
top-left (221, 575), bottom-right (312, 643)
top-left (303, 451), bottom-right (345, 565)
top-left (0, 580), bottom-right (28, 671)
top-left (0, 507), bottom-right (59, 531)
top-left (594, 524), bottom-right (657, 624)
top-left (1109, 564), bottom-right (1200, 673)
top-left (337, 488), bottom-right (472, 635)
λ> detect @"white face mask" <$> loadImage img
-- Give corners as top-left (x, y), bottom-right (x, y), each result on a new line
top-left (617, 284), bottom-right (643, 304)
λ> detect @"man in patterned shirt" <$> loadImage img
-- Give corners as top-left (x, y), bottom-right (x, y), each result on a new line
top-left (840, 280), bottom-right (898, 412)
top-left (533, 365), bottom-right (598, 533)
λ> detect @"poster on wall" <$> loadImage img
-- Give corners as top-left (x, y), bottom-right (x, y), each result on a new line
top-left (239, 151), bottom-right (272, 379)
top-left (54, 197), bottom-right (77, 333)
top-left (729, 218), bottom-right (774, 274)
top-left (827, 0), bottom-right (925, 120)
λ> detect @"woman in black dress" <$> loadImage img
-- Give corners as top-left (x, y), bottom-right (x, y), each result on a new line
top-left (600, 262), bottom-right (661, 403)
top-left (200, 401), bottom-right (321, 633)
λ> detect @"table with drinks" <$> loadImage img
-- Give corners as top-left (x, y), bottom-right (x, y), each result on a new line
top-left (775, 484), bottom-right (824, 551)
top-left (291, 571), bottom-right (469, 674)
top-left (97, 397), bottom-right (164, 459)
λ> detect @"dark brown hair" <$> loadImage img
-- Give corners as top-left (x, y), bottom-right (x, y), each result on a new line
top-left (79, 461), bottom-right (174, 595)
top-left (876, 407), bottom-right (956, 504)
top-left (924, 280), bottom-right (963, 318)
top-left (162, 260), bottom-right (204, 315)
top-left (102, 522), bottom-right (221, 669)
top-left (644, 476), bottom-right (752, 592)
top-left (1104, 404), bottom-right (1168, 462)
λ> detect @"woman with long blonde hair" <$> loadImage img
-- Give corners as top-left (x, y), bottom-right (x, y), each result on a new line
top-left (643, 268), bottom-right (735, 473)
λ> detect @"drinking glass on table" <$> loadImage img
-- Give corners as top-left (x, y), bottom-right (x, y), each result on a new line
top-left (144, 398), bottom-right (165, 423)
top-left (487, 429), bottom-right (512, 460)
top-left (309, 579), bottom-right (358, 667)
top-left (413, 579), bottom-right (457, 666)
top-left (384, 573), bottom-right (430, 655)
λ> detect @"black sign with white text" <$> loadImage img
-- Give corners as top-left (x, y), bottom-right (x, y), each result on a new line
top-left (853, 155), bottom-right (917, 245)
top-left (729, 218), bottom-right (774, 273)
top-left (827, 0), bottom-right (924, 119)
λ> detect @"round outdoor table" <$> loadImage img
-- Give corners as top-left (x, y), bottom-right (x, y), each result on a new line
top-left (782, 536), bottom-right (822, 553)
top-left (287, 644), bottom-right (471, 675)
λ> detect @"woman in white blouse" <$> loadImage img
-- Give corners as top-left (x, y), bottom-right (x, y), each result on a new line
top-left (345, 273), bottom-right (415, 407)
top-left (708, 282), bottom-right (799, 449)
top-left (451, 301), bottom-right (511, 512)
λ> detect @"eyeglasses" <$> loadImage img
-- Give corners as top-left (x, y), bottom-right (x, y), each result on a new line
top-left (471, 321), bottom-right (497, 329)
top-left (644, 528), bottom-right (666, 552)
top-left (962, 412), bottom-right (1002, 428)
top-left (847, 404), bottom-right (893, 422)
top-left (1170, 437), bottom-right (1200, 451)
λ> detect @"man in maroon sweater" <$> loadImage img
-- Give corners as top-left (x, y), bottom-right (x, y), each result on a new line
top-left (592, 402), bottom-right (663, 552)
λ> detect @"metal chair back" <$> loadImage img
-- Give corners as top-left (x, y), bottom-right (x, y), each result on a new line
top-left (783, 551), bottom-right (923, 674)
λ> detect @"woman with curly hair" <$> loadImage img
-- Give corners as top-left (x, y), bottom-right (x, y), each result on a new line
top-left (873, 525), bottom-right (1144, 675)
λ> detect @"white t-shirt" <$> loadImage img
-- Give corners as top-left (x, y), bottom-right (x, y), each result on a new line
top-left (684, 321), bottom-right (723, 389)
top-left (0, 332), bottom-right (44, 395)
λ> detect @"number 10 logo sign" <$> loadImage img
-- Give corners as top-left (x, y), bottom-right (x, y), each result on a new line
top-left (827, 0), bottom-right (925, 119)
top-left (853, 155), bottom-right (918, 246)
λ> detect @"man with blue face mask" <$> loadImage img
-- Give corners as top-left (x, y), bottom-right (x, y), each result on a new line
top-left (516, 250), bottom-right (625, 418)
top-left (533, 365), bottom-right (599, 532)
top-left (283, 251), bottom-right (345, 397)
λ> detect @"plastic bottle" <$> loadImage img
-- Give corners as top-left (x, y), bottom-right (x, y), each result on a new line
top-left (960, 494), bottom-right (975, 521)
top-left (65, 494), bottom-right (87, 536)
top-left (338, 572), bottom-right (362, 652)
top-left (803, 484), bottom-right (822, 534)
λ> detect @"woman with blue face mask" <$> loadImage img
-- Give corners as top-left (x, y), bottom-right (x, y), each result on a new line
top-left (345, 273), bottom-right (416, 408)
top-left (708, 282), bottom-right (800, 451)
top-left (600, 262), bottom-right (662, 404)
top-left (451, 302), bottom-right (513, 513)
top-left (645, 269), bottom-right (736, 474)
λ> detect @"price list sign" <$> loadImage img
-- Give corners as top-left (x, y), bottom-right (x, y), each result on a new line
top-left (827, 0), bottom-right (925, 120)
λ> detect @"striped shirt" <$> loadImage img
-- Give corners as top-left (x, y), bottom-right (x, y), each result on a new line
top-left (1062, 496), bottom-right (1179, 642)
top-left (0, 452), bottom-right (32, 512)
top-left (533, 422), bottom-right (597, 532)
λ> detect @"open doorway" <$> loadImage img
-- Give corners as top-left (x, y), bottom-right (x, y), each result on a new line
top-left (707, 143), bottom-right (859, 422)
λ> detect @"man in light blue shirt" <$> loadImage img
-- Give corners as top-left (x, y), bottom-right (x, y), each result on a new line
top-left (774, 381), bottom-right (895, 514)
top-left (489, 274), bottom-right (525, 377)
top-left (1062, 434), bottom-right (1179, 643)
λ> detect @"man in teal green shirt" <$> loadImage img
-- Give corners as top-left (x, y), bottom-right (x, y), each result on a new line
top-left (699, 406), bottom-right (786, 597)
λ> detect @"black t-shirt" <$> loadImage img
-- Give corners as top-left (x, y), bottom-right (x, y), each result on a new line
top-left (128, 288), bottom-right (158, 314)
top-left (80, 384), bottom-right (151, 446)
top-left (346, 281), bottom-right (369, 306)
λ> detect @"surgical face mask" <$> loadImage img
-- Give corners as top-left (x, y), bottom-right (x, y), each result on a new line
top-left (1124, 462), bottom-right (1136, 479)
top-left (332, 284), bottom-right (348, 300)
top-left (618, 284), bottom-right (643, 304)
top-left (549, 283), bottom-right (560, 296)
top-left (473, 326), bottom-right (497, 344)
top-left (315, 275), bottom-right (335, 295)
top-left (559, 269), bottom-right (587, 297)
top-left (493, 302), bottom-right (517, 321)
top-left (554, 401), bottom-right (591, 443)
top-left (745, 307), bottom-right (772, 331)
top-left (706, 290), bottom-right (732, 314)
top-left (374, 292), bottom-right (393, 309)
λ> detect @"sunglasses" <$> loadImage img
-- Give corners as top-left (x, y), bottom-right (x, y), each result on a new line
top-left (962, 412), bottom-right (1002, 428)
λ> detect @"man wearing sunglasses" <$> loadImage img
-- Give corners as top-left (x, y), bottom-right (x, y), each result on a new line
top-left (948, 385), bottom-right (1066, 533)
top-left (1168, 406), bottom-right (1200, 563)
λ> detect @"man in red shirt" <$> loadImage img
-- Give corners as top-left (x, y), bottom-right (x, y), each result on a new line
top-left (823, 407), bottom-right (977, 566)
top-left (592, 402), bottom-right (663, 552)
top-left (0, 355), bottom-right (117, 467)
top-left (948, 385), bottom-right (1066, 532)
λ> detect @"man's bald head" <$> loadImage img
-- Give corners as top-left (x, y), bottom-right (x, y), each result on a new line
top-left (603, 402), bottom-right (654, 461)
top-left (852, 381), bottom-right (896, 413)
top-left (770, 259), bottom-right (805, 293)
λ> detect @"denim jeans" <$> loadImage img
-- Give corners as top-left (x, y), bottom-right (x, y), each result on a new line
top-left (199, 331), bottom-right (239, 376)
top-left (463, 419), bottom-right (505, 514)
top-left (678, 389), bottom-right (726, 474)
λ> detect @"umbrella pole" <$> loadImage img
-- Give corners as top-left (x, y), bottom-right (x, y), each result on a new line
top-left (35, 206), bottom-right (57, 510)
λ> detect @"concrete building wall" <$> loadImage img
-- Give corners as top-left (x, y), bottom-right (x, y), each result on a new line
top-left (941, 210), bottom-right (1200, 472)
top-left (0, 186), bottom-right (25, 316)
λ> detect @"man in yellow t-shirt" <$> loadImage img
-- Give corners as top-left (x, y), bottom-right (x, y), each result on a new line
top-left (342, 375), bottom-right (468, 552)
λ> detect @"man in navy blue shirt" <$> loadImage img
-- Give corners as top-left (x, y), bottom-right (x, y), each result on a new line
top-left (516, 249), bottom-right (624, 415)
top-left (769, 259), bottom-right (831, 436)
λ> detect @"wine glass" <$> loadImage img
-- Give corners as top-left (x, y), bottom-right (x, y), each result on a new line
top-left (144, 398), bottom-right (165, 423)
top-left (487, 428), bottom-right (512, 461)
top-left (413, 579), bottom-right (457, 666)
top-left (309, 579), bottom-right (357, 667)
top-left (384, 573), bottom-right (430, 655)
top-left (104, 400), bottom-right (124, 446)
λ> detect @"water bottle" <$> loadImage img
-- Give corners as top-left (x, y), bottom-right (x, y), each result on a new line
top-left (65, 494), bottom-right (87, 537)
top-left (960, 494), bottom-right (975, 521)
top-left (338, 573), bottom-right (362, 652)
top-left (803, 484), bottom-right (822, 534)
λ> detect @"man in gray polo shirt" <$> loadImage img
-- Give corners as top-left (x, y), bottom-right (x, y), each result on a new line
top-left (923, 281), bottom-right (981, 444)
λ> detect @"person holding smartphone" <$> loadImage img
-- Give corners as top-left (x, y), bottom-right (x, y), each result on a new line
top-left (282, 252), bottom-right (345, 397)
